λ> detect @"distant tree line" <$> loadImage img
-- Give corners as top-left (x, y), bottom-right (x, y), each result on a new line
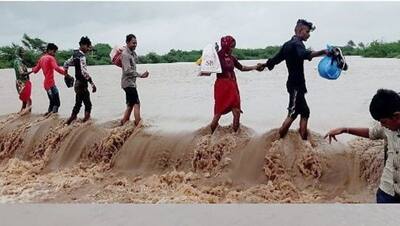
top-left (0, 34), bottom-right (399, 69)
top-left (340, 39), bottom-right (400, 58)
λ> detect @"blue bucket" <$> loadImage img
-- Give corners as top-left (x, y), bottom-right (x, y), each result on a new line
top-left (318, 45), bottom-right (342, 80)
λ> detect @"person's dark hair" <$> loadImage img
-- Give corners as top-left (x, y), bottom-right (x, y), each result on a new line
top-left (296, 19), bottom-right (315, 31)
top-left (79, 36), bottom-right (92, 46)
top-left (369, 89), bottom-right (400, 120)
top-left (126, 34), bottom-right (136, 43)
top-left (46, 43), bottom-right (58, 52)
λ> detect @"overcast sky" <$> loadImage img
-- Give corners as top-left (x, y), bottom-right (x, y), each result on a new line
top-left (1, 1), bottom-right (399, 55)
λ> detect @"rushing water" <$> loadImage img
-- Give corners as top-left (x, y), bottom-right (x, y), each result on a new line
top-left (1, 56), bottom-right (397, 203)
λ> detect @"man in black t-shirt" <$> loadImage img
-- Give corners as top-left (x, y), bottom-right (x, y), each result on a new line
top-left (260, 19), bottom-right (328, 140)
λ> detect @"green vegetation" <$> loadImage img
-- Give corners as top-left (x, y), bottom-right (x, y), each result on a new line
top-left (1, 34), bottom-right (399, 69)
top-left (0, 34), bottom-right (114, 69)
top-left (360, 40), bottom-right (400, 58)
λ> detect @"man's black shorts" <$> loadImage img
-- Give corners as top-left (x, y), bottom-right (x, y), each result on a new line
top-left (287, 89), bottom-right (310, 119)
top-left (124, 87), bottom-right (140, 107)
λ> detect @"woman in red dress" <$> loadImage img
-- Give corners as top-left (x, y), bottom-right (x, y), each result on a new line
top-left (210, 35), bottom-right (262, 133)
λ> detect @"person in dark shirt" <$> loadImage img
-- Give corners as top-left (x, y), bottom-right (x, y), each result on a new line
top-left (259, 19), bottom-right (328, 140)
top-left (64, 36), bottom-right (97, 125)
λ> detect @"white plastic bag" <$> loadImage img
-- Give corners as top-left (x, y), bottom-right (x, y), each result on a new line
top-left (200, 44), bottom-right (221, 73)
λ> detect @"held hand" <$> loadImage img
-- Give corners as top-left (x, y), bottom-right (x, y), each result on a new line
top-left (324, 128), bottom-right (346, 144)
top-left (256, 63), bottom-right (265, 72)
top-left (198, 72), bottom-right (211, 76)
top-left (91, 84), bottom-right (97, 93)
top-left (265, 60), bottom-right (274, 71)
top-left (141, 71), bottom-right (149, 78)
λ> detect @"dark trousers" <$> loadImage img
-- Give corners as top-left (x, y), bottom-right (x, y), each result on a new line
top-left (287, 89), bottom-right (310, 119)
top-left (72, 80), bottom-right (92, 115)
top-left (46, 86), bottom-right (60, 113)
top-left (376, 188), bottom-right (400, 203)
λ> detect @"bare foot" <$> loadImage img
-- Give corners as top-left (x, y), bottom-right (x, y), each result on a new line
top-left (134, 119), bottom-right (142, 127)
top-left (119, 119), bottom-right (127, 126)
top-left (19, 106), bottom-right (32, 116)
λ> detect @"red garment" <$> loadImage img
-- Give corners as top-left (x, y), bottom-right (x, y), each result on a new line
top-left (19, 80), bottom-right (32, 102)
top-left (214, 35), bottom-right (243, 115)
top-left (214, 78), bottom-right (241, 115)
top-left (32, 54), bottom-right (65, 90)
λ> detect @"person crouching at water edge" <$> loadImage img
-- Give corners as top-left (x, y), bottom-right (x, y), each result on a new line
top-left (13, 47), bottom-right (33, 115)
top-left (64, 36), bottom-right (97, 125)
top-left (325, 89), bottom-right (400, 203)
top-left (209, 35), bottom-right (264, 133)
top-left (259, 19), bottom-right (328, 140)
top-left (31, 43), bottom-right (67, 116)
top-left (120, 34), bottom-right (149, 126)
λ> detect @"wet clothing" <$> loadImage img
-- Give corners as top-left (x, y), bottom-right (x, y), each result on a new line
top-left (266, 36), bottom-right (312, 93)
top-left (46, 86), bottom-right (60, 113)
top-left (369, 123), bottom-right (400, 200)
top-left (64, 50), bottom-right (93, 114)
top-left (72, 80), bottom-right (92, 115)
top-left (214, 51), bottom-right (243, 115)
top-left (124, 87), bottom-right (140, 107)
top-left (376, 188), bottom-right (400, 203)
top-left (287, 89), bottom-right (310, 119)
top-left (32, 54), bottom-right (65, 91)
top-left (13, 57), bottom-right (31, 102)
top-left (121, 47), bottom-right (140, 89)
top-left (266, 36), bottom-right (312, 118)
top-left (121, 47), bottom-right (141, 107)
top-left (18, 81), bottom-right (32, 102)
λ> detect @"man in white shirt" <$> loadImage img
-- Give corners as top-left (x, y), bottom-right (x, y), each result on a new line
top-left (325, 89), bottom-right (400, 203)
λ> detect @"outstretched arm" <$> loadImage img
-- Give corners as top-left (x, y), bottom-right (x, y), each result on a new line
top-left (310, 49), bottom-right (329, 59)
top-left (63, 56), bottom-right (74, 71)
top-left (233, 57), bottom-right (258, 72)
top-left (51, 57), bottom-right (66, 75)
top-left (239, 65), bottom-right (259, 72)
top-left (324, 127), bottom-right (370, 144)
top-left (263, 46), bottom-right (284, 70)
top-left (31, 61), bottom-right (41, 74)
